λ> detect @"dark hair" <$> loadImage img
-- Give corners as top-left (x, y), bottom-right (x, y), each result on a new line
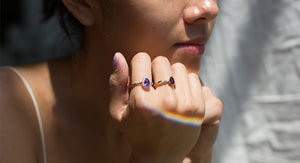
top-left (42, 0), bottom-right (111, 39)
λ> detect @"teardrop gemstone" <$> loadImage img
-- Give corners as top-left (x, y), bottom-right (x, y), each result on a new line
top-left (169, 76), bottom-right (175, 85)
top-left (142, 77), bottom-right (151, 88)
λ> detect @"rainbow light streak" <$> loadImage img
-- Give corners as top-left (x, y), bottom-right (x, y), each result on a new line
top-left (146, 106), bottom-right (204, 127)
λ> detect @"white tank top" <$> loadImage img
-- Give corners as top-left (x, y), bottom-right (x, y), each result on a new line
top-left (4, 66), bottom-right (47, 163)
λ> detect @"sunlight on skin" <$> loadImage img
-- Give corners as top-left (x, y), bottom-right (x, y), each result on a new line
top-left (194, 8), bottom-right (200, 15)
top-left (204, 0), bottom-right (212, 9)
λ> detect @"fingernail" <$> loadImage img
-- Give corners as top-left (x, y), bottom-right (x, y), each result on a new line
top-left (113, 52), bottom-right (119, 71)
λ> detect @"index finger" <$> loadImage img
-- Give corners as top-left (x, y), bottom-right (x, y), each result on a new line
top-left (130, 52), bottom-right (152, 91)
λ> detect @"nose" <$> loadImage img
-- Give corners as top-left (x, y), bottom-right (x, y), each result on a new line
top-left (183, 0), bottom-right (219, 24)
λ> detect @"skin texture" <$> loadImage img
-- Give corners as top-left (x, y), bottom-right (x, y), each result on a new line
top-left (0, 0), bottom-right (222, 162)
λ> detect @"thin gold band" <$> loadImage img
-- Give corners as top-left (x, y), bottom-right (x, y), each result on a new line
top-left (154, 76), bottom-right (176, 89)
top-left (130, 76), bottom-right (175, 89)
top-left (130, 76), bottom-right (152, 89)
top-left (153, 80), bottom-right (169, 89)
top-left (130, 82), bottom-right (143, 89)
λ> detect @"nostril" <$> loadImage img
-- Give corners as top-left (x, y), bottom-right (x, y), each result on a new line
top-left (196, 17), bottom-right (207, 21)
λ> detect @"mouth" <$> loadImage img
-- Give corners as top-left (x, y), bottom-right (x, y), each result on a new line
top-left (173, 37), bottom-right (209, 56)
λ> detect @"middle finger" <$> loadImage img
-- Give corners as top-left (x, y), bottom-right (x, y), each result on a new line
top-left (152, 56), bottom-right (173, 91)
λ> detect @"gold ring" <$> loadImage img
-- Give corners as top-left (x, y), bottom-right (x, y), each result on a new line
top-left (154, 76), bottom-right (175, 89)
top-left (130, 76), bottom-right (152, 89)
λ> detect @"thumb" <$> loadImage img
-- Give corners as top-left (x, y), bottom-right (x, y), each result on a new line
top-left (109, 52), bottom-right (130, 122)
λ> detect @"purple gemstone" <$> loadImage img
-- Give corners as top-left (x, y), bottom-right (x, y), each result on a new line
top-left (169, 77), bottom-right (175, 85)
top-left (142, 77), bottom-right (151, 88)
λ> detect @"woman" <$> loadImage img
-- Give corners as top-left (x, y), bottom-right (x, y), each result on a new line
top-left (0, 0), bottom-right (223, 162)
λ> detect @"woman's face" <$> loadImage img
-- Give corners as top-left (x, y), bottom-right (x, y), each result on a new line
top-left (92, 0), bottom-right (218, 72)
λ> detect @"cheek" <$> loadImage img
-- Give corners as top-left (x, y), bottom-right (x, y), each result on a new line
top-left (108, 1), bottom-right (183, 56)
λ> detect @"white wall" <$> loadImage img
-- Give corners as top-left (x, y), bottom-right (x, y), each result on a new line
top-left (201, 0), bottom-right (300, 162)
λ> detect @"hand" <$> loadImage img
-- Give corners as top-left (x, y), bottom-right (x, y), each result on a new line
top-left (109, 52), bottom-right (206, 162)
top-left (184, 86), bottom-right (223, 163)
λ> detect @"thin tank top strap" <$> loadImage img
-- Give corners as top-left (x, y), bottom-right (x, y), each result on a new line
top-left (3, 66), bottom-right (48, 163)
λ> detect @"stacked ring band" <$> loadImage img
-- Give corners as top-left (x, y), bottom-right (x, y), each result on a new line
top-left (130, 76), bottom-right (152, 89)
top-left (153, 76), bottom-right (175, 89)
top-left (130, 76), bottom-right (175, 89)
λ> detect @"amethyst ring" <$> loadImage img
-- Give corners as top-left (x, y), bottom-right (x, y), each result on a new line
top-left (153, 76), bottom-right (176, 89)
top-left (130, 76), bottom-right (152, 89)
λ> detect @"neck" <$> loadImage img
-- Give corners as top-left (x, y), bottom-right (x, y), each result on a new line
top-left (48, 36), bottom-right (116, 131)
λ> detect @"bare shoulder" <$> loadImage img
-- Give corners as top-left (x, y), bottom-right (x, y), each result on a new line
top-left (0, 65), bottom-right (47, 162)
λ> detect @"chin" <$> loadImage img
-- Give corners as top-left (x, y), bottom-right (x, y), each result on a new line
top-left (169, 53), bottom-right (202, 73)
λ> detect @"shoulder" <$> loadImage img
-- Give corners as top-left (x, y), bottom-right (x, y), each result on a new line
top-left (0, 63), bottom-right (50, 110)
top-left (0, 66), bottom-right (35, 111)
top-left (0, 65), bottom-right (46, 162)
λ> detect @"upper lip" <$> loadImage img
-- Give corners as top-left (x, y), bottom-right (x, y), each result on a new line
top-left (174, 36), bottom-right (209, 46)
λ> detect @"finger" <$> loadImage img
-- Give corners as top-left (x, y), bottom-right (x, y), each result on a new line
top-left (187, 123), bottom-right (220, 159)
top-left (188, 73), bottom-right (205, 117)
top-left (130, 52), bottom-right (152, 91)
top-left (172, 63), bottom-right (194, 115)
top-left (152, 56), bottom-right (173, 90)
top-left (191, 100), bottom-right (221, 157)
top-left (202, 87), bottom-right (223, 124)
top-left (109, 52), bottom-right (130, 122)
top-left (186, 88), bottom-right (222, 159)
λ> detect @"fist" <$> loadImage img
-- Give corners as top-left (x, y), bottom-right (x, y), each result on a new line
top-left (109, 52), bottom-right (210, 162)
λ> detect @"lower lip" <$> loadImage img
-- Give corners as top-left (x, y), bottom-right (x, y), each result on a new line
top-left (174, 44), bottom-right (205, 56)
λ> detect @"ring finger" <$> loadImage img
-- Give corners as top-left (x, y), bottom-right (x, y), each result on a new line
top-left (172, 63), bottom-right (194, 115)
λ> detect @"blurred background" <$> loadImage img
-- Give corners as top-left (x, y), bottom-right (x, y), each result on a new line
top-left (1, 0), bottom-right (300, 162)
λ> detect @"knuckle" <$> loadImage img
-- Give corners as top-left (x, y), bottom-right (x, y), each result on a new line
top-left (161, 95), bottom-right (177, 110)
top-left (208, 98), bottom-right (223, 122)
top-left (197, 101), bottom-right (206, 115)
top-left (109, 74), bottom-right (127, 89)
top-left (109, 74), bottom-right (118, 88)
top-left (214, 99), bottom-right (223, 119)
top-left (192, 102), bottom-right (206, 118)
top-left (202, 86), bottom-right (213, 94)
top-left (179, 98), bottom-right (201, 116)
top-left (214, 98), bottom-right (223, 110)
top-left (208, 96), bottom-right (223, 109)
top-left (178, 97), bottom-right (191, 109)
